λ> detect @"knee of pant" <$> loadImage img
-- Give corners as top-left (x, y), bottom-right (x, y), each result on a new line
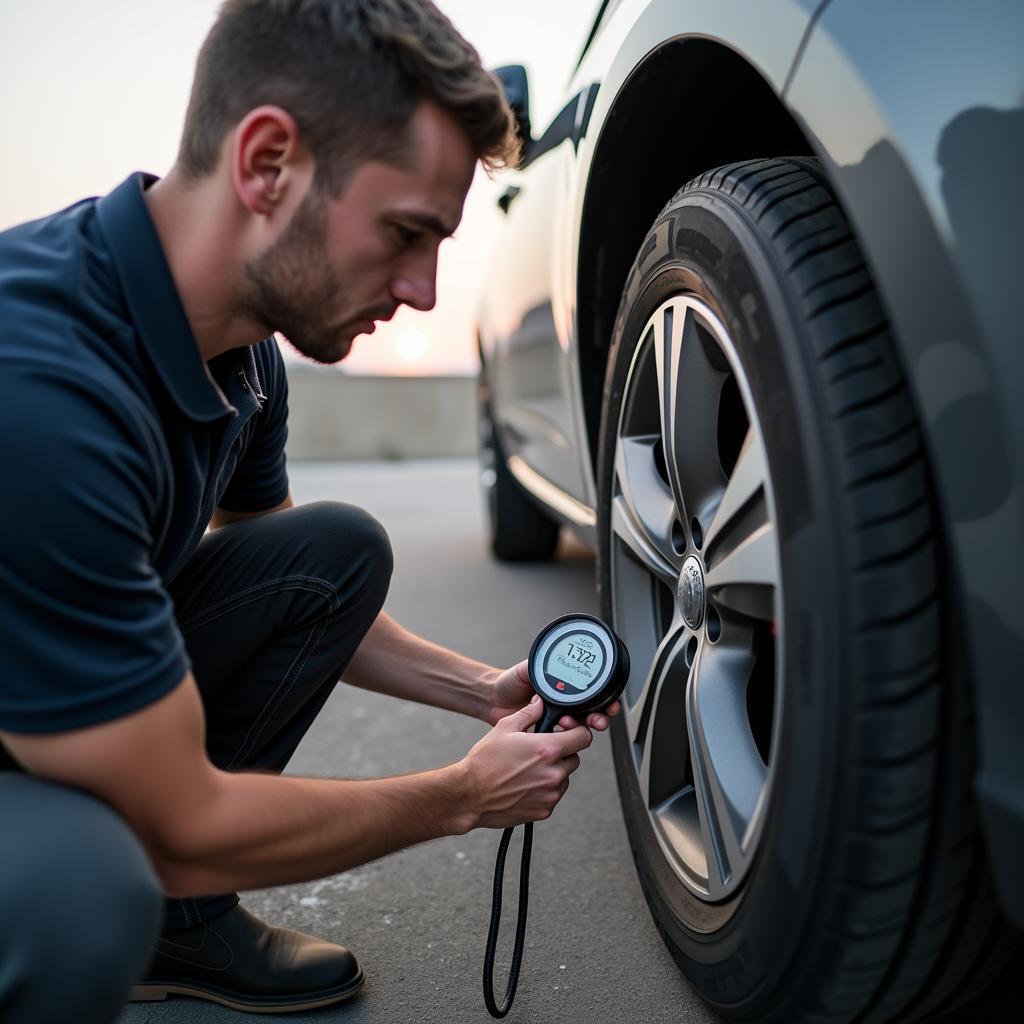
top-left (0, 783), bottom-right (162, 990)
top-left (306, 500), bottom-right (394, 608)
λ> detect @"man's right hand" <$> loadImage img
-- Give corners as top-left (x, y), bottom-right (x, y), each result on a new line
top-left (459, 695), bottom-right (593, 829)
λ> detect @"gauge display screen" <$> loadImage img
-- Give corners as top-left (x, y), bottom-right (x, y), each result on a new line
top-left (529, 614), bottom-right (624, 710)
top-left (542, 630), bottom-right (606, 695)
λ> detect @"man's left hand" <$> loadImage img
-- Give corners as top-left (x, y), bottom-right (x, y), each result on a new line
top-left (486, 661), bottom-right (621, 731)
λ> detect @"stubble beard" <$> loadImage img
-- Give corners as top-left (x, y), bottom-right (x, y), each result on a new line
top-left (237, 186), bottom-right (352, 365)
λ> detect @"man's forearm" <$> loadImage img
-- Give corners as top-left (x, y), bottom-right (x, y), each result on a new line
top-left (2, 675), bottom-right (474, 899)
top-left (3, 676), bottom-right (591, 903)
top-left (159, 762), bottom-right (473, 898)
top-left (343, 612), bottom-right (496, 722)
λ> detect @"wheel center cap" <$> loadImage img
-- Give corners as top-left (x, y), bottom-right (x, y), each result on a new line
top-left (678, 556), bottom-right (705, 629)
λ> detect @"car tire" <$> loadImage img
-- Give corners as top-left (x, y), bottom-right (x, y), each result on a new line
top-left (597, 158), bottom-right (1017, 1022)
top-left (478, 370), bottom-right (559, 561)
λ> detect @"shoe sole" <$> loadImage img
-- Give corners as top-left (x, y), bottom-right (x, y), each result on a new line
top-left (129, 966), bottom-right (364, 1013)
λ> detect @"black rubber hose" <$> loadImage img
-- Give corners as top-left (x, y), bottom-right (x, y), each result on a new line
top-left (482, 822), bottom-right (534, 1018)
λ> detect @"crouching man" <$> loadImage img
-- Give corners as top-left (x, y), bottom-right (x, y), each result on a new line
top-left (0, 1), bottom-right (619, 1020)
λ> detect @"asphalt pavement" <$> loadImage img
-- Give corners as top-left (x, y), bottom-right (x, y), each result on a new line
top-left (119, 458), bottom-right (719, 1024)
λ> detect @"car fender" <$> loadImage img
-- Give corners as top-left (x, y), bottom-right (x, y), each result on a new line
top-left (560, 0), bottom-right (823, 509)
top-left (784, 0), bottom-right (1024, 927)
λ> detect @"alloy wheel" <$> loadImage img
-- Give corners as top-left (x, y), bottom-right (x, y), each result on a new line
top-left (610, 293), bottom-right (783, 906)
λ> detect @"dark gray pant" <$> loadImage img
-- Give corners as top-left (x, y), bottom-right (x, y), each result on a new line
top-left (164, 500), bottom-right (393, 928)
top-left (0, 500), bottom-right (392, 1021)
top-left (0, 774), bottom-right (162, 1024)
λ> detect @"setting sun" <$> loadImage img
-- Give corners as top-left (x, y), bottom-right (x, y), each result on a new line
top-left (396, 330), bottom-right (429, 362)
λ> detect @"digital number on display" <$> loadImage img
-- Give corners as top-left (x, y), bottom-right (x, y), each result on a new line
top-left (543, 632), bottom-right (606, 693)
top-left (564, 644), bottom-right (597, 666)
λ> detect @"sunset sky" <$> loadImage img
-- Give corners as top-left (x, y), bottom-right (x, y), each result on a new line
top-left (0, 0), bottom-right (598, 375)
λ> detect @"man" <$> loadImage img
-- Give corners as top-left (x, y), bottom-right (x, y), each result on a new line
top-left (0, 2), bottom-right (620, 1021)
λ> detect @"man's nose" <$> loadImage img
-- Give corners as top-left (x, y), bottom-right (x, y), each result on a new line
top-left (391, 260), bottom-right (438, 312)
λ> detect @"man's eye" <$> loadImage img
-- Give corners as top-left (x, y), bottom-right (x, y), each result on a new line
top-left (395, 226), bottom-right (422, 248)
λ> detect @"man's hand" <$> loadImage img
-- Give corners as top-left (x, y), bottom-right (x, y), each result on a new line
top-left (486, 661), bottom-right (621, 732)
top-left (460, 696), bottom-right (594, 829)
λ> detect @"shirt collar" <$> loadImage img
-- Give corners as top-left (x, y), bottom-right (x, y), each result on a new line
top-left (96, 173), bottom-right (234, 423)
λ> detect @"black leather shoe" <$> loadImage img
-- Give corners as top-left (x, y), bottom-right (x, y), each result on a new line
top-left (129, 905), bottom-right (364, 1013)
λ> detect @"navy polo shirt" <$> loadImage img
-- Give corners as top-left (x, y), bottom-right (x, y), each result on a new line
top-left (0, 173), bottom-right (290, 747)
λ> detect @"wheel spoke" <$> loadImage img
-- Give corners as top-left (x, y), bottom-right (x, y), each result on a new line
top-left (612, 437), bottom-right (681, 586)
top-left (705, 522), bottom-right (779, 621)
top-left (627, 625), bottom-right (693, 810)
top-left (625, 622), bottom-right (684, 745)
top-left (655, 301), bottom-right (729, 526)
top-left (685, 640), bottom-right (765, 895)
top-left (703, 427), bottom-right (768, 553)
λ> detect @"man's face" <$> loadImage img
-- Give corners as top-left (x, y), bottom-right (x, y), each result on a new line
top-left (239, 100), bottom-right (476, 364)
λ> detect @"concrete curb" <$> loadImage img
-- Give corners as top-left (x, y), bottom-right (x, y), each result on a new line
top-left (283, 365), bottom-right (476, 460)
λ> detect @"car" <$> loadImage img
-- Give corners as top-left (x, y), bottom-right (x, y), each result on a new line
top-left (475, 1), bottom-right (1023, 1021)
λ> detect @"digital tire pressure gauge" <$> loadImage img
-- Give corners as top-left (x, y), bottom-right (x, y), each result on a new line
top-left (528, 613), bottom-right (630, 733)
top-left (483, 614), bottom-right (629, 1018)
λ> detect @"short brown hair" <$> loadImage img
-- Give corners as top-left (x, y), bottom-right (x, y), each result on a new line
top-left (178, 0), bottom-right (519, 192)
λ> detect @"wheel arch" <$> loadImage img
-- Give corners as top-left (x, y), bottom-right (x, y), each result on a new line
top-left (575, 38), bottom-right (814, 473)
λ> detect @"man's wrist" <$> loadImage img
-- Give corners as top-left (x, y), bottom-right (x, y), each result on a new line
top-left (441, 759), bottom-right (480, 835)
top-left (475, 666), bottom-right (503, 724)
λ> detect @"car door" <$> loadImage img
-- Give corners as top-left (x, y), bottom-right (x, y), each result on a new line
top-left (482, 4), bottom-right (611, 512)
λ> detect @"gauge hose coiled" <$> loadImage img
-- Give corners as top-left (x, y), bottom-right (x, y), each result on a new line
top-left (482, 821), bottom-right (533, 1018)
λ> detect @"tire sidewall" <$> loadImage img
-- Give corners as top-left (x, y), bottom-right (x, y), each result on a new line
top-left (598, 190), bottom-right (854, 1012)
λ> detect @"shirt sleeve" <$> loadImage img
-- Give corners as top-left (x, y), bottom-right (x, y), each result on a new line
top-left (217, 340), bottom-right (290, 513)
top-left (0, 366), bottom-right (188, 734)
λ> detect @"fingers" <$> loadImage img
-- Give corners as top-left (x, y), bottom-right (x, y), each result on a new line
top-left (557, 699), bottom-right (622, 733)
top-left (531, 771), bottom-right (573, 823)
top-left (548, 723), bottom-right (593, 757)
top-left (543, 763), bottom-right (577, 819)
top-left (558, 713), bottom-right (608, 731)
top-left (588, 699), bottom-right (621, 730)
top-left (500, 694), bottom-right (543, 732)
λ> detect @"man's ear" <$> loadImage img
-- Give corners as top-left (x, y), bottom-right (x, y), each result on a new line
top-left (230, 105), bottom-right (312, 217)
